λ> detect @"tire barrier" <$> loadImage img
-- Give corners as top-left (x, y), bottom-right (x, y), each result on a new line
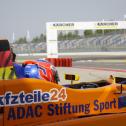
top-left (45, 58), bottom-right (72, 67)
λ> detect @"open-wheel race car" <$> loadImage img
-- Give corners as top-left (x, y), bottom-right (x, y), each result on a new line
top-left (1, 39), bottom-right (126, 126)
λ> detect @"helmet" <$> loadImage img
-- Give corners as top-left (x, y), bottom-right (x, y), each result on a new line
top-left (22, 60), bottom-right (60, 83)
top-left (24, 64), bottom-right (39, 79)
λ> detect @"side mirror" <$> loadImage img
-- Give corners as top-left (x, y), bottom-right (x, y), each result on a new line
top-left (64, 74), bottom-right (80, 84)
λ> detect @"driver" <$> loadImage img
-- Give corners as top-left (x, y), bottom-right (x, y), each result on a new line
top-left (14, 59), bottom-right (60, 84)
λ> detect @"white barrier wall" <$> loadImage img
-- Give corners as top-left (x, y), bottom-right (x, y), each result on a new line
top-left (46, 21), bottom-right (126, 58)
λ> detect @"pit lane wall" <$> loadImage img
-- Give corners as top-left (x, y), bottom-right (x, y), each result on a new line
top-left (1, 78), bottom-right (126, 126)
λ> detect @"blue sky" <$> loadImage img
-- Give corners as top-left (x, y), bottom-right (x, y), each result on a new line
top-left (0, 0), bottom-right (126, 41)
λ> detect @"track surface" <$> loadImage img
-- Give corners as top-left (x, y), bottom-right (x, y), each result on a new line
top-left (73, 60), bottom-right (126, 70)
top-left (58, 60), bottom-right (126, 85)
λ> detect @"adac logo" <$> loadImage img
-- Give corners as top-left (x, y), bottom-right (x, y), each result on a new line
top-left (0, 88), bottom-right (67, 107)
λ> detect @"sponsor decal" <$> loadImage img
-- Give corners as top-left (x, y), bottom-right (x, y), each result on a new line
top-left (53, 23), bottom-right (74, 27)
top-left (7, 99), bottom-right (117, 120)
top-left (7, 98), bottom-right (118, 120)
top-left (95, 22), bottom-right (118, 29)
top-left (97, 22), bottom-right (118, 26)
top-left (1, 88), bottom-right (123, 121)
top-left (48, 99), bottom-right (117, 116)
top-left (1, 88), bottom-right (67, 120)
top-left (94, 99), bottom-right (116, 112)
top-left (0, 88), bottom-right (67, 107)
top-left (8, 105), bottom-right (42, 120)
top-left (49, 23), bottom-right (75, 30)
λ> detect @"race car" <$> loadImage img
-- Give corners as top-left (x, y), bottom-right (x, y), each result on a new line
top-left (1, 39), bottom-right (126, 126)
top-left (1, 73), bottom-right (126, 126)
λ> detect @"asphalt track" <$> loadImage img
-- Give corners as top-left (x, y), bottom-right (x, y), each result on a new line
top-left (73, 60), bottom-right (126, 70)
top-left (57, 60), bottom-right (126, 85)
